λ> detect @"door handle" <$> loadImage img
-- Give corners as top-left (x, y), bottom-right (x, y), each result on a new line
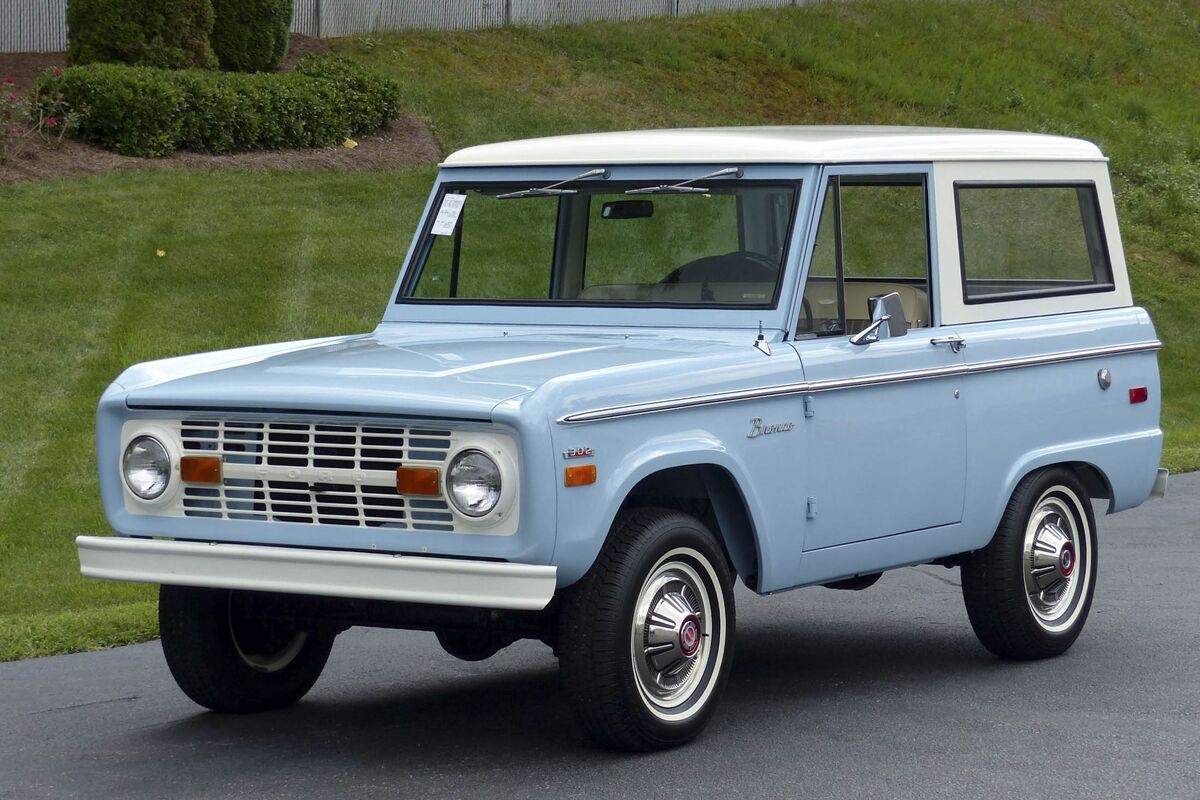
top-left (930, 335), bottom-right (966, 353)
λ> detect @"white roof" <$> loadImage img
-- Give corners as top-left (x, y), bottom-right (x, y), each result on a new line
top-left (442, 126), bottom-right (1105, 167)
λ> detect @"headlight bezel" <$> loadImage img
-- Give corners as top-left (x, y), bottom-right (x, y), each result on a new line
top-left (445, 447), bottom-right (504, 519)
top-left (122, 434), bottom-right (173, 501)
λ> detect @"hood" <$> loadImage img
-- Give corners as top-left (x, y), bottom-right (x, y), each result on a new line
top-left (118, 325), bottom-right (753, 421)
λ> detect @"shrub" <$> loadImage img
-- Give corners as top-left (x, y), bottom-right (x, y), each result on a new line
top-left (211, 0), bottom-right (294, 73)
top-left (1, 76), bottom-right (36, 165)
top-left (173, 71), bottom-right (258, 153)
top-left (41, 64), bottom-right (185, 156)
top-left (37, 57), bottom-right (402, 157)
top-left (67, 0), bottom-right (218, 70)
top-left (296, 55), bottom-right (403, 135)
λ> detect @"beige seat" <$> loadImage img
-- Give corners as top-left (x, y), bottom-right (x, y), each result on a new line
top-left (804, 280), bottom-right (929, 332)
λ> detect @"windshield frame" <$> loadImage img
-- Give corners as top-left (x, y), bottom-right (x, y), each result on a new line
top-left (382, 164), bottom-right (820, 331)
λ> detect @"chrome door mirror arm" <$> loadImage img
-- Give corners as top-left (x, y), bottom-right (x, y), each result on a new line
top-left (849, 316), bottom-right (889, 346)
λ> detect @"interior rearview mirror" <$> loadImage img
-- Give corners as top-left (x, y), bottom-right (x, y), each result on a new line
top-left (849, 292), bottom-right (908, 346)
top-left (601, 200), bottom-right (654, 219)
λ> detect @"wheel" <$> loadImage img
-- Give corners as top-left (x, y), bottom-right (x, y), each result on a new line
top-left (960, 467), bottom-right (1097, 660)
top-left (435, 629), bottom-right (516, 662)
top-left (557, 508), bottom-right (736, 751)
top-left (159, 585), bottom-right (336, 713)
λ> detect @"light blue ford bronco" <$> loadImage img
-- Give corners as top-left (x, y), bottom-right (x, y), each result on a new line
top-left (78, 127), bottom-right (1167, 750)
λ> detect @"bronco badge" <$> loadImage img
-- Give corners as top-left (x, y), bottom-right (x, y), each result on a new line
top-left (747, 417), bottom-right (795, 439)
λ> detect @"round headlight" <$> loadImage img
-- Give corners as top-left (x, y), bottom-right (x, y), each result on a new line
top-left (123, 436), bottom-right (171, 500)
top-left (446, 449), bottom-right (502, 518)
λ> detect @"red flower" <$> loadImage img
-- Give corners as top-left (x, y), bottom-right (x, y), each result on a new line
top-left (3, 76), bottom-right (13, 85)
top-left (47, 116), bottom-right (58, 126)
top-left (8, 94), bottom-right (16, 102)
top-left (54, 67), bottom-right (62, 77)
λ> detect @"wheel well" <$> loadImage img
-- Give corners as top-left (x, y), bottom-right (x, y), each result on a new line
top-left (1020, 461), bottom-right (1112, 510)
top-left (1065, 461), bottom-right (1112, 504)
top-left (619, 465), bottom-right (761, 591)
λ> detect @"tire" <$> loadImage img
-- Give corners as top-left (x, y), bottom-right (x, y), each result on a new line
top-left (961, 467), bottom-right (1098, 660)
top-left (159, 585), bottom-right (336, 713)
top-left (557, 508), bottom-right (736, 751)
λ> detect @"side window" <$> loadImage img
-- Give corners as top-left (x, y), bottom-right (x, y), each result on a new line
top-left (799, 175), bottom-right (932, 336)
top-left (956, 184), bottom-right (1113, 303)
top-left (803, 183), bottom-right (842, 332)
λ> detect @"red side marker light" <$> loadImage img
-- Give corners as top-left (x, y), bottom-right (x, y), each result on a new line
top-left (1129, 386), bottom-right (1148, 404)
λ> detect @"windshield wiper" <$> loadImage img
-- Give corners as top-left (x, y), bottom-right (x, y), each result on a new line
top-left (625, 166), bottom-right (744, 195)
top-left (496, 167), bottom-right (610, 199)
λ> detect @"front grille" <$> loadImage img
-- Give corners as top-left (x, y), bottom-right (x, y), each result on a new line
top-left (177, 419), bottom-right (455, 530)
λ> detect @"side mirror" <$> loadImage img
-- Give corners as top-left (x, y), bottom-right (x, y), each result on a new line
top-left (849, 291), bottom-right (908, 346)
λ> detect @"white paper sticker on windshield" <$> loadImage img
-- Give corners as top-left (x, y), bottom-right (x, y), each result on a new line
top-left (430, 193), bottom-right (466, 236)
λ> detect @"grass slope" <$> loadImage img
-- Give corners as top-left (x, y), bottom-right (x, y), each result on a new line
top-left (0, 170), bottom-right (428, 660)
top-left (2, 0), bottom-right (1197, 660)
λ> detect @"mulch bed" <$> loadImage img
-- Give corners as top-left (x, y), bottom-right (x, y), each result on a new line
top-left (0, 35), bottom-right (441, 185)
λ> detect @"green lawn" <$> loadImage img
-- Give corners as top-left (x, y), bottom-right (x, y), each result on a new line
top-left (0, 170), bottom-right (429, 660)
top-left (2, 0), bottom-right (1198, 661)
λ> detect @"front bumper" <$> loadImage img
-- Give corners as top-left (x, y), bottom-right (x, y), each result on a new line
top-left (76, 536), bottom-right (557, 611)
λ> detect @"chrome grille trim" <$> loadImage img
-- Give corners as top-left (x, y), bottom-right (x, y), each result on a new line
top-left (177, 419), bottom-right (455, 530)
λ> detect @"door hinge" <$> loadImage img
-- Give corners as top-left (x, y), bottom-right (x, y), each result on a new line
top-left (803, 395), bottom-right (815, 418)
top-left (806, 496), bottom-right (818, 519)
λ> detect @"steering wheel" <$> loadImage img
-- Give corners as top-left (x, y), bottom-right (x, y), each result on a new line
top-left (659, 250), bottom-right (779, 285)
top-left (798, 295), bottom-right (814, 332)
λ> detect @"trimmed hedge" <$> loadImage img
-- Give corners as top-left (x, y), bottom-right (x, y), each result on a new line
top-left (296, 56), bottom-right (403, 133)
top-left (211, 0), bottom-right (294, 73)
top-left (67, 0), bottom-right (218, 70)
top-left (35, 56), bottom-right (403, 157)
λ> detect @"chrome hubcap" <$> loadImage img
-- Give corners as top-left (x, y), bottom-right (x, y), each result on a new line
top-left (228, 594), bottom-right (307, 673)
top-left (1022, 488), bottom-right (1089, 632)
top-left (631, 553), bottom-right (717, 714)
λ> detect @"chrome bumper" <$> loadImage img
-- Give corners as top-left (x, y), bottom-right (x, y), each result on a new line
top-left (76, 536), bottom-right (557, 611)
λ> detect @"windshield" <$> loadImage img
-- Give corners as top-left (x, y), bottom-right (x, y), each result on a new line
top-left (399, 180), bottom-right (799, 308)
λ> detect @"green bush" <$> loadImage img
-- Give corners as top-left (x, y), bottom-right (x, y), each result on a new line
top-left (46, 64), bottom-right (185, 156)
top-left (37, 57), bottom-right (402, 157)
top-left (296, 55), bottom-right (403, 135)
top-left (173, 72), bottom-right (258, 153)
top-left (211, 0), bottom-right (294, 73)
top-left (66, 0), bottom-right (218, 70)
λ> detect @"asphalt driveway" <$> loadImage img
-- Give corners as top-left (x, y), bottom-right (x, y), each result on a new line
top-left (2, 473), bottom-right (1197, 799)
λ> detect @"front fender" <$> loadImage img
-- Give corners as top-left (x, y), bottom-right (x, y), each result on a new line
top-left (549, 428), bottom-right (770, 587)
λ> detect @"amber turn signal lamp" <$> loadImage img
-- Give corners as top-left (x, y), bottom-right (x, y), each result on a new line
top-left (564, 464), bottom-right (597, 487)
top-left (397, 466), bottom-right (441, 496)
top-left (180, 455), bottom-right (222, 484)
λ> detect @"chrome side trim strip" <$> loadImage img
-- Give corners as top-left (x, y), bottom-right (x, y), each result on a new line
top-left (557, 339), bottom-right (1162, 424)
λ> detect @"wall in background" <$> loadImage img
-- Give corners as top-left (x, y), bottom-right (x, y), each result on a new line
top-left (1, 0), bottom-right (68, 53)
top-left (3, 0), bottom-right (818, 53)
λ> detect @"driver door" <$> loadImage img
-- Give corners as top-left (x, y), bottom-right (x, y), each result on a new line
top-left (792, 168), bottom-right (967, 552)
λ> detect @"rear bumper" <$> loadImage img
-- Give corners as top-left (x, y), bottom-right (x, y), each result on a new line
top-left (1150, 468), bottom-right (1169, 500)
top-left (76, 536), bottom-right (557, 611)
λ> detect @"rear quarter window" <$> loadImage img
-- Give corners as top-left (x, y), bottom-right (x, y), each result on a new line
top-left (955, 183), bottom-right (1114, 304)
